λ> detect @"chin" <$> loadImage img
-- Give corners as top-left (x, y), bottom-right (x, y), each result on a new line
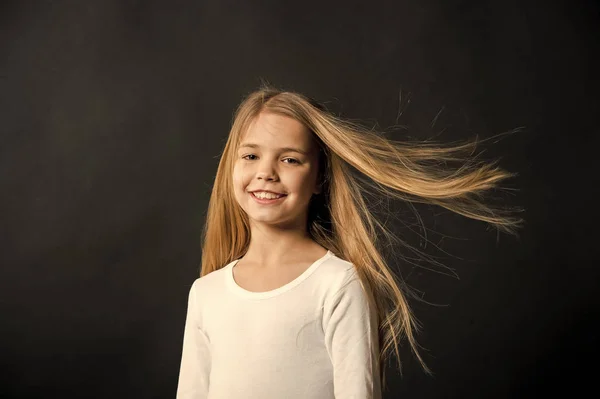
top-left (249, 217), bottom-right (286, 227)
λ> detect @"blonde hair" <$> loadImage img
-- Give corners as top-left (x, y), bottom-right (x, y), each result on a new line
top-left (199, 83), bottom-right (524, 390)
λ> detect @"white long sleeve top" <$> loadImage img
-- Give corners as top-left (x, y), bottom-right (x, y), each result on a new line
top-left (176, 249), bottom-right (382, 399)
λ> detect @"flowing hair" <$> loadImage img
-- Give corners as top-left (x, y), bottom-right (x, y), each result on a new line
top-left (198, 83), bottom-right (524, 390)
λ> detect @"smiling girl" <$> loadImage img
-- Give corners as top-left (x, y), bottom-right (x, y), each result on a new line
top-left (176, 84), bottom-right (523, 399)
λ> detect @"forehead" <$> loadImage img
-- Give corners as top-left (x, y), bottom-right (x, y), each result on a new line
top-left (240, 112), bottom-right (315, 149)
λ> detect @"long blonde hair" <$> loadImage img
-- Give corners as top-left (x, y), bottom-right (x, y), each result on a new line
top-left (199, 83), bottom-right (524, 390)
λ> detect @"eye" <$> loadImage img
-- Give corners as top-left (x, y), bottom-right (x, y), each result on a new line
top-left (241, 155), bottom-right (300, 164)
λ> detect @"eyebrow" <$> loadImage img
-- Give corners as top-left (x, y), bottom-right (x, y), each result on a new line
top-left (238, 143), bottom-right (309, 156)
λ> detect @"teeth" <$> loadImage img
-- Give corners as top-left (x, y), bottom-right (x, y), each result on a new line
top-left (253, 192), bottom-right (283, 199)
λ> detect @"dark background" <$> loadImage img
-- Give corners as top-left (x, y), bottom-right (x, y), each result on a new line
top-left (1, 0), bottom-right (598, 398)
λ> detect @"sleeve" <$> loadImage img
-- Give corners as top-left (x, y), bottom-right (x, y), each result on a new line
top-left (323, 272), bottom-right (382, 399)
top-left (176, 281), bottom-right (211, 399)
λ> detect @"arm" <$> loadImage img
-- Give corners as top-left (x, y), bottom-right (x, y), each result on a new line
top-left (176, 281), bottom-right (211, 399)
top-left (324, 273), bottom-right (382, 399)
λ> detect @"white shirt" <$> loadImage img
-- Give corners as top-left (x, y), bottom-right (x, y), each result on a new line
top-left (176, 250), bottom-right (382, 399)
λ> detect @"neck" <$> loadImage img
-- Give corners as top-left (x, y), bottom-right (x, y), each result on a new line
top-left (243, 220), bottom-right (316, 266)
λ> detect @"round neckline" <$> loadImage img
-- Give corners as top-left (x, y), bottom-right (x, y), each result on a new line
top-left (226, 250), bottom-right (333, 299)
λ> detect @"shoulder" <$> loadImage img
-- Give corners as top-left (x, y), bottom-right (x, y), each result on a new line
top-left (319, 254), bottom-right (377, 326)
top-left (322, 253), bottom-right (377, 309)
top-left (314, 252), bottom-right (363, 296)
top-left (319, 252), bottom-right (356, 278)
top-left (188, 259), bottom-right (236, 298)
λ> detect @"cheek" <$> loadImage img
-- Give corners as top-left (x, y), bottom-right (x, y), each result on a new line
top-left (232, 164), bottom-right (247, 185)
top-left (232, 173), bottom-right (242, 190)
top-left (231, 166), bottom-right (248, 200)
top-left (290, 171), bottom-right (317, 196)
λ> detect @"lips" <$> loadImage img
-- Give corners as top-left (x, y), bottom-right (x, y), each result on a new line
top-left (250, 190), bottom-right (286, 195)
top-left (250, 191), bottom-right (287, 205)
top-left (251, 191), bottom-right (287, 199)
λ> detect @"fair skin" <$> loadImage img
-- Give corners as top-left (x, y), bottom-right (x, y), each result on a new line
top-left (232, 111), bottom-right (328, 270)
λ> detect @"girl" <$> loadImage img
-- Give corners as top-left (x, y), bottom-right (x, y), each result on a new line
top-left (176, 84), bottom-right (523, 398)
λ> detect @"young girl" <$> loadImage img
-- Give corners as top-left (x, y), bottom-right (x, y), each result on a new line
top-left (176, 84), bottom-right (523, 398)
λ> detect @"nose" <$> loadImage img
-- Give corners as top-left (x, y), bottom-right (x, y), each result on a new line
top-left (255, 158), bottom-right (278, 181)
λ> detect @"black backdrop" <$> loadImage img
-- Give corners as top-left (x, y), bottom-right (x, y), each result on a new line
top-left (1, 1), bottom-right (598, 398)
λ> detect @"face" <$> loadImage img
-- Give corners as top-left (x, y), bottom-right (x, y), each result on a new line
top-left (232, 112), bottom-right (321, 230)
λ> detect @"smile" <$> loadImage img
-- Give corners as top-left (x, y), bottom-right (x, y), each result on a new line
top-left (250, 192), bottom-right (287, 204)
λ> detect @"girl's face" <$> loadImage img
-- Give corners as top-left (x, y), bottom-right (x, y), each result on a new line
top-left (233, 112), bottom-right (321, 230)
